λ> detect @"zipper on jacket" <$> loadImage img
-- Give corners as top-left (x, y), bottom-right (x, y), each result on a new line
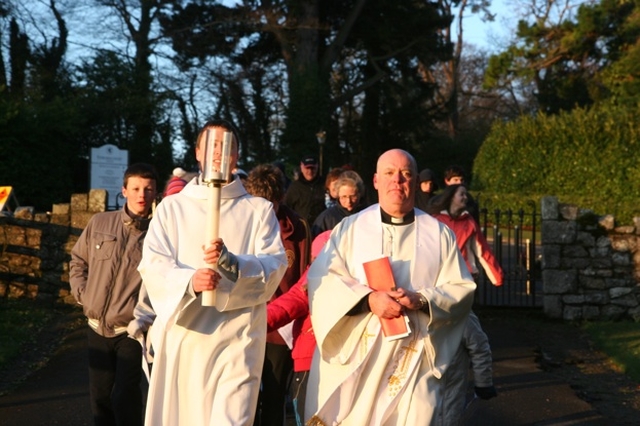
top-left (98, 228), bottom-right (129, 335)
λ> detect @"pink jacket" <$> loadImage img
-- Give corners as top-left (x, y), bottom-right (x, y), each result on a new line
top-left (432, 211), bottom-right (504, 286)
top-left (266, 268), bottom-right (315, 372)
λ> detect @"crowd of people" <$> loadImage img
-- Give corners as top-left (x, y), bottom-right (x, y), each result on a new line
top-left (69, 119), bottom-right (503, 426)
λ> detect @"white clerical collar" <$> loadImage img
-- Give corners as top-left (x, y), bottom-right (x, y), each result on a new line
top-left (380, 208), bottom-right (415, 225)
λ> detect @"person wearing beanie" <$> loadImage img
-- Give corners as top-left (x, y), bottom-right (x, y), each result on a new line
top-left (415, 168), bottom-right (437, 212)
top-left (163, 167), bottom-right (188, 197)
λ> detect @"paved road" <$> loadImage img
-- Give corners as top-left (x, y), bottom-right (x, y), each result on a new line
top-left (0, 311), bottom-right (610, 426)
top-left (0, 325), bottom-right (91, 426)
top-left (464, 315), bottom-right (606, 425)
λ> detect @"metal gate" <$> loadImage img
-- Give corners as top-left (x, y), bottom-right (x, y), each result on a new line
top-left (474, 201), bottom-right (542, 307)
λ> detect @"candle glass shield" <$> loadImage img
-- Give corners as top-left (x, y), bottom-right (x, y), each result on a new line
top-left (201, 129), bottom-right (233, 307)
top-left (203, 130), bottom-right (233, 184)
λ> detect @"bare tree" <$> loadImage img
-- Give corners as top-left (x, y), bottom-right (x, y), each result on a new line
top-left (423, 0), bottom-right (494, 138)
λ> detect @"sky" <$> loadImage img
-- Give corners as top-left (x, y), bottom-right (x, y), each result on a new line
top-left (21, 0), bottom-right (516, 61)
top-left (463, 0), bottom-right (590, 51)
top-left (24, 0), bottom-right (582, 57)
top-left (457, 0), bottom-right (515, 52)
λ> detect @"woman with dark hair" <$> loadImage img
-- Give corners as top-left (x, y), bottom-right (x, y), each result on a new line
top-left (427, 184), bottom-right (503, 285)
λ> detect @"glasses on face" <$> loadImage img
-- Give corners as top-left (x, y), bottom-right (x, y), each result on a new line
top-left (339, 195), bottom-right (358, 202)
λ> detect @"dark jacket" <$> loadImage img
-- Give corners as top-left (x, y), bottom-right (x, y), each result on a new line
top-left (69, 207), bottom-right (151, 337)
top-left (311, 204), bottom-right (358, 238)
top-left (284, 175), bottom-right (326, 225)
top-left (415, 190), bottom-right (435, 212)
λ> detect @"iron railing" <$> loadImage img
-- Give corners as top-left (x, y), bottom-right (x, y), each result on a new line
top-left (475, 201), bottom-right (542, 307)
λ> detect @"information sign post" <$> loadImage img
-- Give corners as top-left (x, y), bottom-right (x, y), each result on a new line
top-left (90, 144), bottom-right (128, 210)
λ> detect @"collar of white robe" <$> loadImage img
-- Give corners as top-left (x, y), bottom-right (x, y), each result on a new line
top-left (380, 207), bottom-right (415, 225)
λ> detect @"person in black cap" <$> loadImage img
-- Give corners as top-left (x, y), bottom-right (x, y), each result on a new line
top-left (415, 168), bottom-right (437, 212)
top-left (284, 155), bottom-right (326, 225)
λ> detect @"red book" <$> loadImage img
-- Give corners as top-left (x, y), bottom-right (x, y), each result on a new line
top-left (363, 257), bottom-right (411, 341)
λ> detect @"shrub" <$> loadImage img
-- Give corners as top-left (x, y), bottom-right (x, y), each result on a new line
top-left (472, 104), bottom-right (640, 224)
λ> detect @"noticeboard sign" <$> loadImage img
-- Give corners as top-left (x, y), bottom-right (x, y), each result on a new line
top-left (90, 144), bottom-right (128, 209)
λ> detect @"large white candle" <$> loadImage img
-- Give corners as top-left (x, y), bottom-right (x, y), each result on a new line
top-left (202, 130), bottom-right (232, 307)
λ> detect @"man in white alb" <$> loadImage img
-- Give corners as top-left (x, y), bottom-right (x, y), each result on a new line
top-left (305, 149), bottom-right (476, 425)
top-left (137, 119), bottom-right (287, 425)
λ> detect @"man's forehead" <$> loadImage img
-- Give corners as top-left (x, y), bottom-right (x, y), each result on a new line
top-left (377, 150), bottom-right (414, 169)
top-left (378, 162), bottom-right (413, 171)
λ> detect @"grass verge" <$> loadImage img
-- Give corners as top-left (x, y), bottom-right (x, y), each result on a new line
top-left (0, 298), bottom-right (56, 368)
top-left (582, 320), bottom-right (640, 382)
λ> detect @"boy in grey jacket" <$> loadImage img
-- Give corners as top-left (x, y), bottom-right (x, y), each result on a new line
top-left (70, 163), bottom-right (158, 426)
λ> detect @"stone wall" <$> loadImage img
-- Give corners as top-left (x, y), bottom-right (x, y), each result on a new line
top-left (5, 190), bottom-right (640, 321)
top-left (0, 189), bottom-right (107, 305)
top-left (541, 196), bottom-right (640, 321)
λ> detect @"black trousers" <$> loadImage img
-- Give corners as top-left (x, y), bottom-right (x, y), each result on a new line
top-left (254, 343), bottom-right (293, 426)
top-left (87, 328), bottom-right (143, 426)
top-left (290, 370), bottom-right (309, 426)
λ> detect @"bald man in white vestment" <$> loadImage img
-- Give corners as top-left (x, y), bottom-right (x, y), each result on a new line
top-left (138, 120), bottom-right (287, 425)
top-left (305, 149), bottom-right (476, 425)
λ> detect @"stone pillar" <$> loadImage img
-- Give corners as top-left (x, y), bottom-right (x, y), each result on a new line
top-left (541, 196), bottom-right (640, 321)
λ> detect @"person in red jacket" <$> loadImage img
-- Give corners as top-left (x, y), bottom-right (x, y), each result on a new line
top-left (427, 184), bottom-right (503, 286)
top-left (427, 184), bottom-right (500, 421)
top-left (266, 230), bottom-right (331, 426)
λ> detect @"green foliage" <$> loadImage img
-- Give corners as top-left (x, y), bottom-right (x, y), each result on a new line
top-left (473, 103), bottom-right (640, 224)
top-left (0, 4), bottom-right (178, 212)
top-left (468, 192), bottom-right (540, 227)
top-left (583, 321), bottom-right (640, 383)
top-left (0, 92), bottom-right (83, 210)
top-left (281, 67), bottom-right (329, 164)
top-left (473, 191), bottom-right (640, 227)
top-left (601, 42), bottom-right (640, 106)
top-left (484, 0), bottom-right (640, 113)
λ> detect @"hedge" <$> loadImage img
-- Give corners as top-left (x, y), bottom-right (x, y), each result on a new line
top-left (472, 104), bottom-right (640, 224)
